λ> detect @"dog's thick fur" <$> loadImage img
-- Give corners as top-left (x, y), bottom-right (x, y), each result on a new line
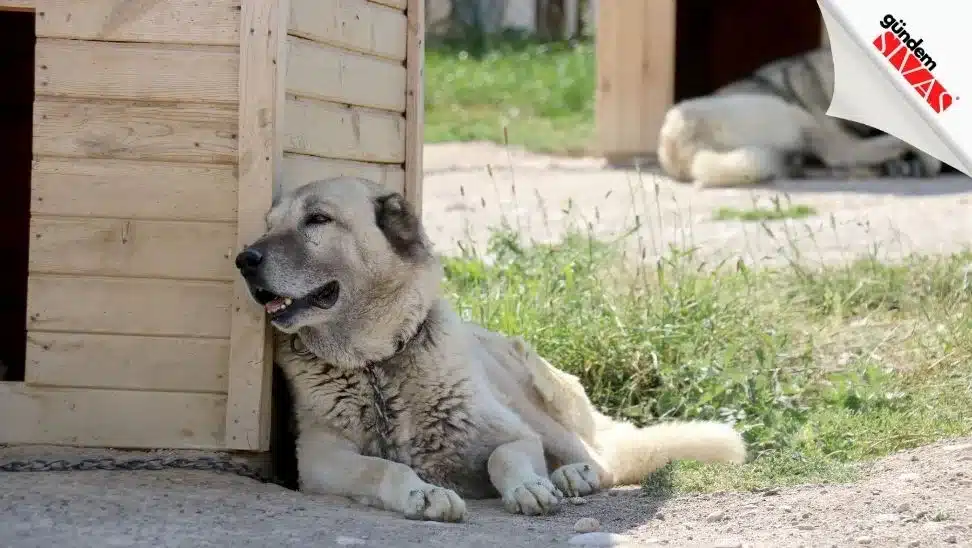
top-left (237, 177), bottom-right (746, 522)
top-left (657, 47), bottom-right (943, 187)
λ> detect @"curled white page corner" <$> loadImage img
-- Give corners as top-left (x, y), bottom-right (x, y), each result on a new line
top-left (816, 0), bottom-right (972, 177)
top-left (819, 5), bottom-right (957, 167)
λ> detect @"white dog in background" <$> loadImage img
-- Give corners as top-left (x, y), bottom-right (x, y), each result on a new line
top-left (657, 47), bottom-right (942, 188)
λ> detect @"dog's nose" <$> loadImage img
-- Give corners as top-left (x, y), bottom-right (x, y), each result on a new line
top-left (235, 247), bottom-right (264, 274)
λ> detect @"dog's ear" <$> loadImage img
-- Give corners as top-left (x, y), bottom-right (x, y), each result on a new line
top-left (374, 192), bottom-right (427, 261)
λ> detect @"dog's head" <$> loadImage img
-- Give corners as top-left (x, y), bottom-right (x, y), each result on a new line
top-left (236, 177), bottom-right (440, 367)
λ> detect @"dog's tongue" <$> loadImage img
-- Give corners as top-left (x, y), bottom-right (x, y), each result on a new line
top-left (265, 298), bottom-right (289, 315)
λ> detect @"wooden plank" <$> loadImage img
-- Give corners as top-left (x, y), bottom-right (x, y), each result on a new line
top-left (36, 39), bottom-right (239, 104)
top-left (280, 153), bottom-right (404, 197)
top-left (27, 275), bottom-right (232, 338)
top-left (226, 0), bottom-right (286, 452)
top-left (564, 0), bottom-right (579, 37)
top-left (0, 383), bottom-right (227, 449)
top-left (29, 218), bottom-right (237, 281)
top-left (26, 333), bottom-right (229, 393)
top-left (368, 0), bottom-right (405, 10)
top-left (594, 0), bottom-right (675, 160)
top-left (36, 0), bottom-right (240, 45)
top-left (33, 98), bottom-right (238, 164)
top-left (31, 157), bottom-right (238, 222)
top-left (403, 0), bottom-right (424, 214)
top-left (283, 96), bottom-right (405, 163)
top-left (0, 0), bottom-right (32, 11)
top-left (285, 36), bottom-right (406, 112)
top-left (288, 0), bottom-right (406, 61)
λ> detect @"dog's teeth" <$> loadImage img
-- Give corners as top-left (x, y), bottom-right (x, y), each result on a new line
top-left (265, 298), bottom-right (291, 315)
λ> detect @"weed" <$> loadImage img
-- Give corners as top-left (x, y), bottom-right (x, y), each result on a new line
top-left (425, 38), bottom-right (595, 153)
top-left (713, 204), bottom-right (818, 222)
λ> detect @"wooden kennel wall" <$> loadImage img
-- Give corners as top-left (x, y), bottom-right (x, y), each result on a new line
top-left (595, 0), bottom-right (824, 163)
top-left (0, 0), bottom-right (425, 452)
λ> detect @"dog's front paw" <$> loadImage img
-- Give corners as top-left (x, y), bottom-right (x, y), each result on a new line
top-left (550, 463), bottom-right (601, 497)
top-left (502, 476), bottom-right (563, 516)
top-left (782, 151), bottom-right (809, 179)
top-left (879, 157), bottom-right (918, 178)
top-left (403, 485), bottom-right (467, 522)
top-left (879, 152), bottom-right (941, 178)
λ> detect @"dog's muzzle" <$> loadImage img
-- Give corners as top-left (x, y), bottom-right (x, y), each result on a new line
top-left (233, 246), bottom-right (341, 319)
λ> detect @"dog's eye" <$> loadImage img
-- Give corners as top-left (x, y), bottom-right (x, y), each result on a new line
top-left (305, 213), bottom-right (332, 226)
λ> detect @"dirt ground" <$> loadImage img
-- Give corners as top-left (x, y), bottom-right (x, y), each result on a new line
top-left (2, 439), bottom-right (968, 547)
top-left (609, 438), bottom-right (972, 548)
top-left (421, 142), bottom-right (972, 266)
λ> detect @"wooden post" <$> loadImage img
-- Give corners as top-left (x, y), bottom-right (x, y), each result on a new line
top-left (564, 0), bottom-right (578, 38)
top-left (404, 0), bottom-right (425, 217)
top-left (595, 0), bottom-right (676, 165)
top-left (226, 0), bottom-right (287, 451)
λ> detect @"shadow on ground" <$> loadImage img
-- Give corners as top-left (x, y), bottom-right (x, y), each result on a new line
top-left (772, 174), bottom-right (972, 197)
top-left (2, 439), bottom-right (969, 547)
top-left (0, 469), bottom-right (665, 548)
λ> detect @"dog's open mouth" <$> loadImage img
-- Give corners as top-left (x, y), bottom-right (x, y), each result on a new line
top-left (251, 281), bottom-right (341, 319)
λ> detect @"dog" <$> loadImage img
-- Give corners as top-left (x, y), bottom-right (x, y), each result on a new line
top-left (235, 177), bottom-right (746, 522)
top-left (657, 46), bottom-right (944, 187)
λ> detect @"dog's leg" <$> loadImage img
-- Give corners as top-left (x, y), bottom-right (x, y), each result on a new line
top-left (487, 437), bottom-right (564, 515)
top-left (805, 118), bottom-right (911, 169)
top-left (298, 429), bottom-right (467, 522)
top-left (815, 134), bottom-right (910, 168)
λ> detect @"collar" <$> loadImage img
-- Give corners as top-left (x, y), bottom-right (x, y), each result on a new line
top-left (288, 310), bottom-right (433, 367)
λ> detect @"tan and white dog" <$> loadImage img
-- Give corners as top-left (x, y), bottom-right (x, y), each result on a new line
top-left (657, 47), bottom-right (943, 187)
top-left (236, 177), bottom-right (746, 522)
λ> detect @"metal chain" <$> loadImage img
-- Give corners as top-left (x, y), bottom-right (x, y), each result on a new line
top-left (0, 455), bottom-right (270, 483)
top-left (363, 364), bottom-right (394, 461)
top-left (359, 316), bottom-right (431, 462)
top-left (288, 314), bottom-right (431, 463)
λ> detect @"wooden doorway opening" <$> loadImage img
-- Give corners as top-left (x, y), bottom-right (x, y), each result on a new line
top-left (0, 7), bottom-right (34, 382)
top-left (674, 0), bottom-right (823, 101)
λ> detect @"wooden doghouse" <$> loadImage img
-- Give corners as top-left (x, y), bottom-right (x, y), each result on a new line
top-left (0, 0), bottom-right (424, 453)
top-left (595, 0), bottom-right (825, 163)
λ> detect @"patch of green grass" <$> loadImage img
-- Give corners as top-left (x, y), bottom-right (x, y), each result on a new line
top-left (442, 229), bottom-right (972, 494)
top-left (424, 39), bottom-right (595, 154)
top-left (713, 204), bottom-right (818, 222)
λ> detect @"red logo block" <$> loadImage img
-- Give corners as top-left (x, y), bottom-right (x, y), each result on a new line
top-left (873, 30), bottom-right (954, 114)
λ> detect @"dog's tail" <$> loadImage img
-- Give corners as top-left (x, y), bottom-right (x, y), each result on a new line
top-left (657, 106), bottom-right (783, 188)
top-left (688, 147), bottom-right (783, 188)
top-left (594, 414), bottom-right (747, 486)
top-left (505, 331), bottom-right (746, 487)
